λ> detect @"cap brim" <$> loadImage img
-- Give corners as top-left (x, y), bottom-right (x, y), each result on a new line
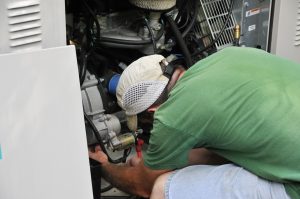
top-left (127, 115), bottom-right (138, 131)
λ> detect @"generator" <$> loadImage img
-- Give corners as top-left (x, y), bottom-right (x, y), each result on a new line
top-left (0, 0), bottom-right (299, 199)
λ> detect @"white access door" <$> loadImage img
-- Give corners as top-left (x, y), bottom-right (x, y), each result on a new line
top-left (0, 46), bottom-right (93, 199)
top-left (271, 0), bottom-right (300, 63)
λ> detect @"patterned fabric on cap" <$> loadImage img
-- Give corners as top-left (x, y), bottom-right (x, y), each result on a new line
top-left (116, 54), bottom-right (168, 116)
top-left (123, 80), bottom-right (167, 115)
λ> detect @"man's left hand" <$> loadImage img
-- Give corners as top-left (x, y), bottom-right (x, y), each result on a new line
top-left (89, 145), bottom-right (108, 165)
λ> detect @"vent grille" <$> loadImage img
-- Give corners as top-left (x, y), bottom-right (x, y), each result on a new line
top-left (295, 0), bottom-right (300, 46)
top-left (193, 3), bottom-right (213, 48)
top-left (7, 0), bottom-right (42, 50)
top-left (199, 0), bottom-right (235, 50)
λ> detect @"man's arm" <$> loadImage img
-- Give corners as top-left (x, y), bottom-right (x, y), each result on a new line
top-left (89, 146), bottom-right (170, 198)
top-left (188, 148), bottom-right (229, 165)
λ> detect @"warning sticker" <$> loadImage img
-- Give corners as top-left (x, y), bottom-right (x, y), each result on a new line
top-left (248, 24), bottom-right (256, 32)
top-left (246, 8), bottom-right (261, 17)
top-left (0, 144), bottom-right (2, 160)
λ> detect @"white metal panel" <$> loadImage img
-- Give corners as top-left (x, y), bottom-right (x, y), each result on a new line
top-left (0, 46), bottom-right (93, 199)
top-left (295, 0), bottom-right (300, 46)
top-left (0, 0), bottom-right (66, 54)
top-left (271, 0), bottom-right (300, 63)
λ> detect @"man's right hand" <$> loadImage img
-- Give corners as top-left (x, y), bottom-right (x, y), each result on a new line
top-left (126, 155), bottom-right (142, 167)
top-left (89, 145), bottom-right (108, 165)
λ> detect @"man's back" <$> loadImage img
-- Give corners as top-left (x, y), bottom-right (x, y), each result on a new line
top-left (144, 47), bottom-right (300, 198)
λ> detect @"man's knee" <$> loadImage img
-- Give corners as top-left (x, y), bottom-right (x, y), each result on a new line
top-left (150, 172), bottom-right (172, 199)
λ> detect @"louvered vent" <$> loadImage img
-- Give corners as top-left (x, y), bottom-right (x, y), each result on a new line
top-left (7, 0), bottom-right (42, 50)
top-left (199, 0), bottom-right (236, 50)
top-left (295, 0), bottom-right (300, 46)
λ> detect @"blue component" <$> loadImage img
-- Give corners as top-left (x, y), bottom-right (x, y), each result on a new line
top-left (0, 144), bottom-right (2, 160)
top-left (108, 74), bottom-right (121, 95)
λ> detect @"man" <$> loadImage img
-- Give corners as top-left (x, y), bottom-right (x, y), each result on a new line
top-left (89, 47), bottom-right (300, 199)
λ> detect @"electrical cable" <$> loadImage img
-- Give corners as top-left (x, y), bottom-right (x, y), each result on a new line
top-left (144, 18), bottom-right (157, 53)
top-left (79, 0), bottom-right (100, 84)
top-left (82, 0), bottom-right (100, 39)
top-left (193, 0), bottom-right (234, 55)
top-left (78, 51), bottom-right (83, 84)
top-left (165, 14), bottom-right (193, 67)
top-left (80, 50), bottom-right (91, 86)
top-left (101, 184), bottom-right (114, 193)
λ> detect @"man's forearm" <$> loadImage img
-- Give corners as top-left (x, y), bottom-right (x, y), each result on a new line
top-left (101, 163), bottom-right (145, 196)
top-left (101, 161), bottom-right (167, 198)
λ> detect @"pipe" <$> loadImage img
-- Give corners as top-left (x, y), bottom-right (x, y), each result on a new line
top-left (165, 14), bottom-right (193, 67)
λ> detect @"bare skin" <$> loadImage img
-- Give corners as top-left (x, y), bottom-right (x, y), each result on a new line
top-left (89, 146), bottom-right (228, 198)
top-left (89, 146), bottom-right (169, 198)
top-left (150, 172), bottom-right (170, 199)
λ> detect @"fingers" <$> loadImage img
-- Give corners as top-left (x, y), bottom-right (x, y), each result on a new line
top-left (88, 146), bottom-right (109, 164)
top-left (88, 148), bottom-right (103, 158)
top-left (88, 150), bottom-right (97, 160)
top-left (88, 145), bottom-right (101, 160)
top-left (95, 145), bottom-right (101, 152)
top-left (88, 145), bottom-right (102, 153)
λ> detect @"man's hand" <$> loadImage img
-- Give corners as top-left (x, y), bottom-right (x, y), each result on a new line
top-left (126, 155), bottom-right (142, 167)
top-left (89, 145), bottom-right (170, 197)
top-left (89, 145), bottom-right (108, 165)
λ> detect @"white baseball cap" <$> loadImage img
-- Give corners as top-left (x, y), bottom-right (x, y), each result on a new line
top-left (116, 54), bottom-right (169, 131)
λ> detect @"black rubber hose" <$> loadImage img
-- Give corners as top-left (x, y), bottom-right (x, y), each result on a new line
top-left (175, 0), bottom-right (190, 23)
top-left (182, 0), bottom-right (199, 38)
top-left (177, 11), bottom-right (190, 30)
top-left (96, 37), bottom-right (152, 45)
top-left (165, 14), bottom-right (193, 67)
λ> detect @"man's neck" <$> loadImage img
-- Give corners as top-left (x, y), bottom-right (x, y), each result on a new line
top-left (167, 69), bottom-right (186, 92)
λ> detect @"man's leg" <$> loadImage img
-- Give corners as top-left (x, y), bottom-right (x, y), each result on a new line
top-left (151, 164), bottom-right (290, 199)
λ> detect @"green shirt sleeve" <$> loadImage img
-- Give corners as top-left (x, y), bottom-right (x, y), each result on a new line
top-left (143, 119), bottom-right (200, 170)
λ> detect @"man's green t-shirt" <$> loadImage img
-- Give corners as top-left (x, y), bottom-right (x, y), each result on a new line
top-left (143, 47), bottom-right (300, 198)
